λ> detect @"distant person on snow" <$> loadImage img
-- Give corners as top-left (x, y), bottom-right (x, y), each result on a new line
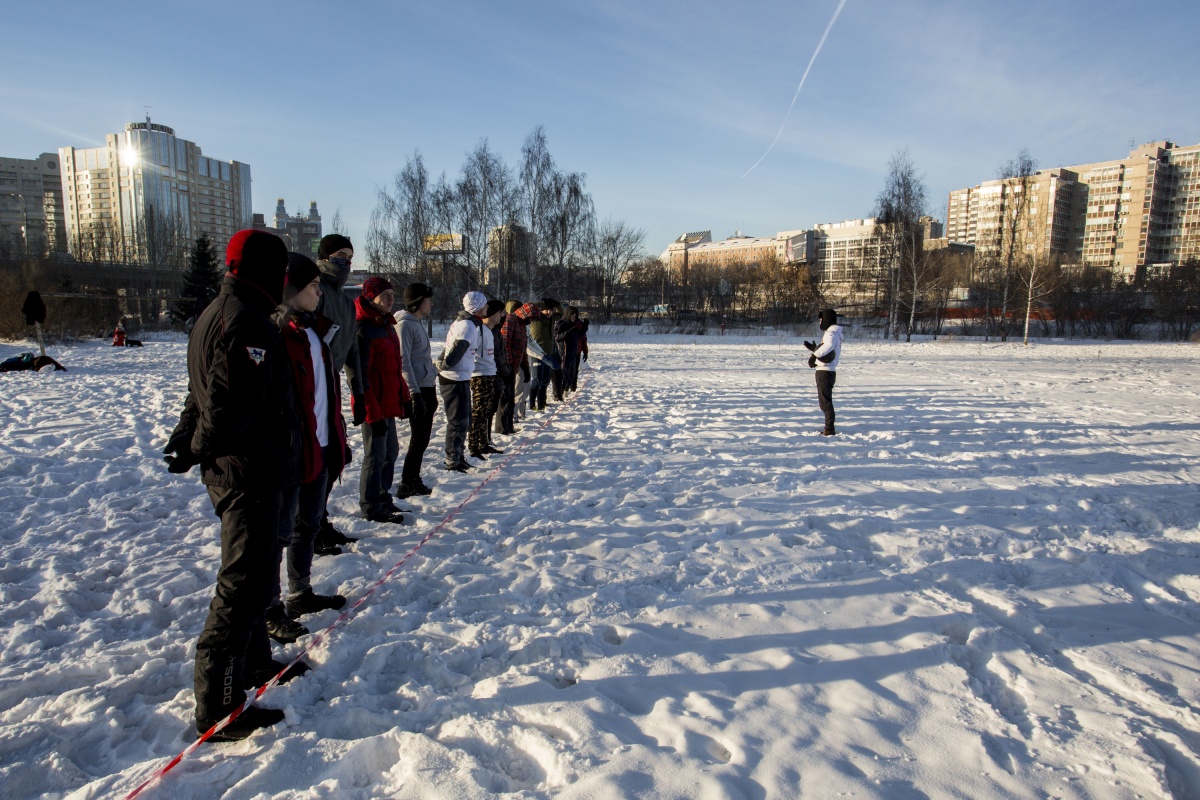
top-left (112, 320), bottom-right (126, 347)
top-left (804, 308), bottom-right (843, 436)
top-left (162, 229), bottom-right (300, 741)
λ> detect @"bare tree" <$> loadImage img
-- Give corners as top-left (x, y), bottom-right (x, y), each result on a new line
top-left (366, 150), bottom-right (433, 277)
top-left (585, 218), bottom-right (645, 321)
top-left (995, 149), bottom-right (1037, 341)
top-left (874, 149), bottom-right (927, 339)
top-left (519, 126), bottom-right (555, 294)
top-left (542, 170), bottom-right (593, 294)
top-left (329, 208), bottom-right (348, 235)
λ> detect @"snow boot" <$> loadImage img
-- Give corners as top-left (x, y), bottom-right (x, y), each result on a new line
top-left (287, 588), bottom-right (347, 618)
top-left (265, 605), bottom-right (308, 644)
top-left (198, 705), bottom-right (285, 742)
top-left (244, 659), bottom-right (310, 689)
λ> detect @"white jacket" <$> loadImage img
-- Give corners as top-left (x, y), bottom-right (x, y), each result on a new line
top-left (438, 316), bottom-right (483, 382)
top-left (472, 325), bottom-right (498, 377)
top-left (813, 324), bottom-right (843, 371)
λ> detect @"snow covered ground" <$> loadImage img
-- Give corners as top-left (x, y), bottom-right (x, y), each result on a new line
top-left (1, 332), bottom-right (1199, 800)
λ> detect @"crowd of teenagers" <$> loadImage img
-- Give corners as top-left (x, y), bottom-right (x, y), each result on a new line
top-left (162, 230), bottom-right (589, 741)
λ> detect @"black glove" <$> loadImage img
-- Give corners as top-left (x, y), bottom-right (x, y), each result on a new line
top-left (411, 394), bottom-right (426, 419)
top-left (808, 354), bottom-right (817, 369)
top-left (344, 443), bottom-right (353, 464)
top-left (352, 394), bottom-right (366, 426)
top-left (163, 428), bottom-right (197, 474)
top-left (370, 420), bottom-right (386, 436)
top-left (521, 364), bottom-right (530, 382)
top-left (582, 352), bottom-right (588, 361)
top-left (499, 364), bottom-right (513, 379)
top-left (803, 340), bottom-right (816, 352)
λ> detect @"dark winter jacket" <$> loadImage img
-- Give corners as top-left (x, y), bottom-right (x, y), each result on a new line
top-left (501, 303), bottom-right (534, 374)
top-left (554, 309), bottom-right (582, 359)
top-left (492, 325), bottom-right (511, 378)
top-left (276, 307), bottom-right (348, 484)
top-left (315, 258), bottom-right (364, 399)
top-left (529, 307), bottom-right (561, 359)
top-left (354, 295), bottom-right (410, 423)
top-left (181, 275), bottom-right (302, 490)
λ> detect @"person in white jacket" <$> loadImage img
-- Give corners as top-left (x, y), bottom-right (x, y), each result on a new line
top-left (438, 292), bottom-right (486, 471)
top-left (804, 308), bottom-right (844, 436)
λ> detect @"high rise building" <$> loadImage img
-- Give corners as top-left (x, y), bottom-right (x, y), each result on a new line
top-left (0, 152), bottom-right (67, 255)
top-left (946, 140), bottom-right (1200, 278)
top-left (59, 118), bottom-right (252, 260)
top-left (486, 221), bottom-right (536, 290)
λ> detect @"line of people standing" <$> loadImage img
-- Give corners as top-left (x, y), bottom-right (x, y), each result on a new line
top-left (164, 230), bottom-right (591, 742)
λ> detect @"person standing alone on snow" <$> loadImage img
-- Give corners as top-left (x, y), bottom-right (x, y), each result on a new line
top-left (804, 308), bottom-right (843, 436)
top-left (162, 229), bottom-right (299, 741)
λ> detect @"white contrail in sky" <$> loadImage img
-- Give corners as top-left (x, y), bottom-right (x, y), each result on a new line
top-left (742, 0), bottom-right (849, 177)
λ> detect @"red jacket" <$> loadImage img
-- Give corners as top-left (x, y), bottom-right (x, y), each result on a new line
top-left (280, 311), bottom-right (348, 483)
top-left (354, 296), bottom-right (410, 423)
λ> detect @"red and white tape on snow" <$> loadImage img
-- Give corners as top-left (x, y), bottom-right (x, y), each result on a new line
top-left (122, 369), bottom-right (593, 799)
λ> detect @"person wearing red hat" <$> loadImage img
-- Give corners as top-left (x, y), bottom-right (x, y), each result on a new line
top-left (353, 276), bottom-right (410, 523)
top-left (163, 229), bottom-right (301, 741)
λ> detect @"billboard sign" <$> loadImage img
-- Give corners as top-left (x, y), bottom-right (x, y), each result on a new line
top-left (423, 233), bottom-right (466, 255)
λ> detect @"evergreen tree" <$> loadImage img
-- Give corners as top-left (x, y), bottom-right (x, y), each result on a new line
top-left (175, 235), bottom-right (221, 323)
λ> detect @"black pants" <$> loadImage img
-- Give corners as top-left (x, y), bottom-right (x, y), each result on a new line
top-left (496, 372), bottom-right (516, 433)
top-left (440, 378), bottom-right (471, 465)
top-left (816, 370), bottom-right (836, 433)
top-left (194, 486), bottom-right (282, 726)
top-left (402, 386), bottom-right (438, 484)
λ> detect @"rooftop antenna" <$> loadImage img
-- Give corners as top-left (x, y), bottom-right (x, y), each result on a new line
top-left (144, 105), bottom-right (152, 124)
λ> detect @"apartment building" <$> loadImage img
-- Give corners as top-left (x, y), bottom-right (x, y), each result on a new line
top-left (946, 140), bottom-right (1200, 278)
top-left (0, 152), bottom-right (67, 254)
top-left (59, 118), bottom-right (252, 259)
top-left (660, 229), bottom-right (813, 273)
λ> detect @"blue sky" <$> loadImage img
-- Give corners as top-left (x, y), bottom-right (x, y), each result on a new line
top-left (4, 0), bottom-right (1199, 258)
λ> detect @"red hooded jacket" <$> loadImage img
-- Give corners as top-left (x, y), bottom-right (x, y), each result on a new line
top-left (279, 311), bottom-right (348, 483)
top-left (354, 295), bottom-right (410, 422)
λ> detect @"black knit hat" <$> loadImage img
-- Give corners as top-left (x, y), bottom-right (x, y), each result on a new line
top-left (284, 252), bottom-right (321, 301)
top-left (318, 234), bottom-right (353, 260)
top-left (403, 282), bottom-right (433, 311)
top-left (484, 299), bottom-right (506, 318)
top-left (818, 308), bottom-right (838, 329)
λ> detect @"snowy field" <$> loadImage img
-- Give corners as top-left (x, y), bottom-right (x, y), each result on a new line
top-left (1, 333), bottom-right (1199, 800)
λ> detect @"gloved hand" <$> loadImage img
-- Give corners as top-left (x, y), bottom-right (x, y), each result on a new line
top-left (582, 352), bottom-right (588, 362)
top-left (521, 364), bottom-right (530, 382)
top-left (499, 364), bottom-right (512, 379)
top-left (371, 420), bottom-right (386, 436)
top-left (803, 340), bottom-right (816, 352)
top-left (344, 443), bottom-right (353, 464)
top-left (411, 394), bottom-right (426, 419)
top-left (163, 428), bottom-right (197, 474)
top-left (808, 355), bottom-right (817, 369)
top-left (351, 394), bottom-right (366, 426)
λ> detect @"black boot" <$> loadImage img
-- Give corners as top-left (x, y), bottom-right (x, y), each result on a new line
top-left (198, 706), bottom-right (285, 742)
top-left (264, 605), bottom-right (308, 644)
top-left (244, 659), bottom-right (311, 689)
top-left (286, 587), bottom-right (347, 618)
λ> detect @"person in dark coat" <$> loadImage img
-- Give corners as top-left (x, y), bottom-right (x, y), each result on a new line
top-left (353, 276), bottom-right (410, 524)
top-left (312, 234), bottom-right (363, 555)
top-left (162, 229), bottom-right (302, 741)
top-left (555, 305), bottom-right (582, 396)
